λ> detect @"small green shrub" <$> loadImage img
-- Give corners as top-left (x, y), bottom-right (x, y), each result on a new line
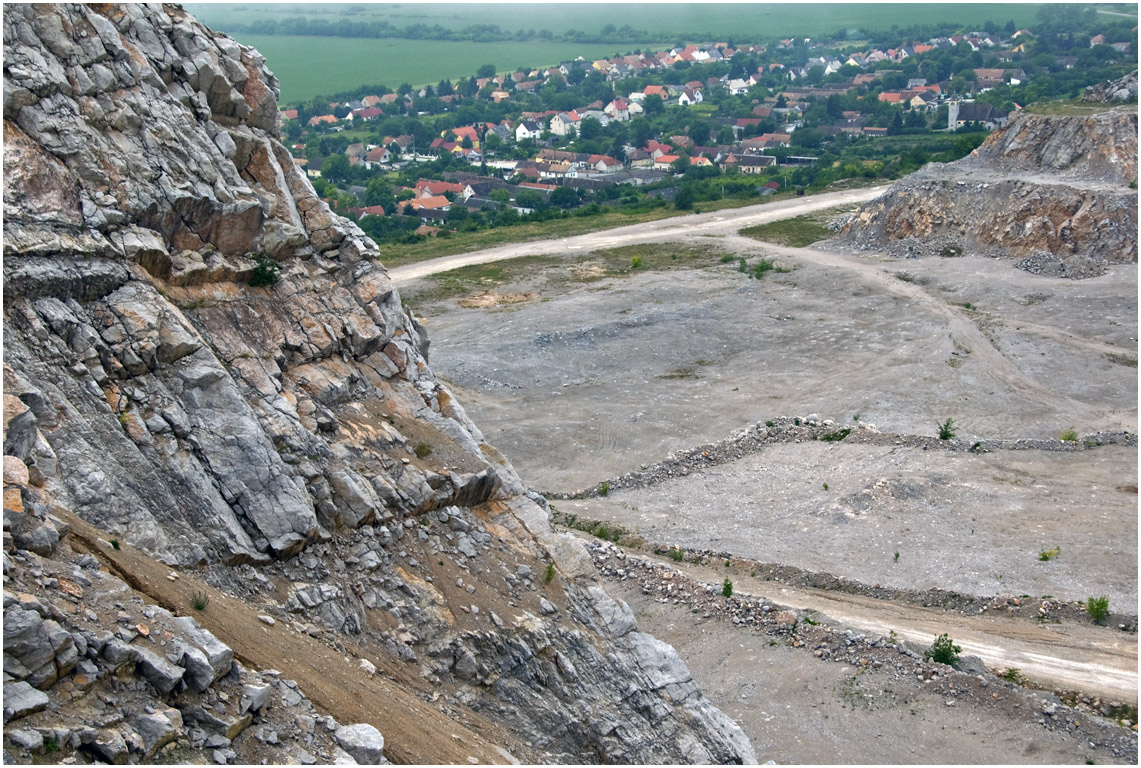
top-left (1038, 545), bottom-right (1061, 562)
top-left (110, 539), bottom-right (121, 551)
top-left (667, 547), bottom-right (684, 562)
top-left (1087, 595), bottom-right (1109, 623)
top-left (821, 428), bottom-right (851, 442)
top-left (414, 442), bottom-right (433, 458)
top-left (894, 551), bottom-right (900, 562)
top-left (44, 738), bottom-right (60, 753)
top-left (250, 255), bottom-right (280, 288)
top-left (1060, 428), bottom-right (1079, 442)
top-left (822, 482), bottom-right (829, 490)
top-left (630, 254), bottom-right (644, 269)
top-left (722, 578), bottom-right (733, 598)
top-left (924, 633), bottom-right (961, 666)
top-left (598, 481), bottom-right (610, 497)
top-left (545, 562), bottom-right (556, 583)
top-left (764, 420), bottom-right (775, 427)
top-left (719, 254), bottom-right (735, 263)
top-left (999, 667), bottom-right (1023, 683)
top-left (191, 591), bottom-right (210, 611)
top-left (937, 418), bottom-right (957, 440)
top-left (737, 257), bottom-right (748, 273)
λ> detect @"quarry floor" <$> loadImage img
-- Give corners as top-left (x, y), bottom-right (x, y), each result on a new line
top-left (398, 195), bottom-right (1139, 764)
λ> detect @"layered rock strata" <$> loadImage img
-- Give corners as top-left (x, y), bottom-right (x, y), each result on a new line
top-left (836, 86), bottom-right (1138, 278)
top-left (3, 4), bottom-right (754, 763)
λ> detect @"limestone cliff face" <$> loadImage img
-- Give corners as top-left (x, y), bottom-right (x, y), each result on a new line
top-left (3, 5), bottom-right (754, 763)
top-left (836, 92), bottom-right (1137, 278)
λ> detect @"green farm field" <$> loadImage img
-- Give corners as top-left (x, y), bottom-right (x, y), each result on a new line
top-left (212, 34), bottom-right (641, 103)
top-left (189, 3), bottom-right (1044, 42)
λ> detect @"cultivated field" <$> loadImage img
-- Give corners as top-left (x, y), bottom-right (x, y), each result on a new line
top-left (207, 35), bottom-right (633, 103)
top-left (188, 3), bottom-right (1042, 42)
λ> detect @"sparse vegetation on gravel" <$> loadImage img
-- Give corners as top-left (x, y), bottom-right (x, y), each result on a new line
top-left (924, 633), bottom-right (962, 666)
top-left (937, 418), bottom-right (957, 440)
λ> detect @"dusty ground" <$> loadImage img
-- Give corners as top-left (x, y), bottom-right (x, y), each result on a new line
top-left (399, 196), bottom-right (1139, 763)
top-left (608, 574), bottom-right (1134, 765)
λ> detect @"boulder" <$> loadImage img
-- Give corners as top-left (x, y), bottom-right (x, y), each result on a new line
top-left (333, 723), bottom-right (385, 765)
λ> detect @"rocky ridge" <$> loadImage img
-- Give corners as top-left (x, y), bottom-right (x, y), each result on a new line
top-left (834, 81), bottom-right (1138, 278)
top-left (3, 4), bottom-right (753, 764)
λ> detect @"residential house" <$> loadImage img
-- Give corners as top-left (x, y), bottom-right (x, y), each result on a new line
top-left (515, 120), bottom-right (543, 142)
top-left (643, 84), bottom-right (669, 100)
top-left (719, 153), bottom-right (775, 174)
top-left (678, 87), bottom-right (703, 106)
top-left (1090, 34), bottom-right (1106, 47)
top-left (361, 95), bottom-right (384, 107)
top-left (364, 147), bottom-right (390, 168)
top-left (727, 78), bottom-right (751, 95)
top-left (280, 108), bottom-right (298, 121)
top-left (588, 154), bottom-right (623, 173)
top-left (414, 179), bottom-right (466, 198)
top-left (605, 99), bottom-right (631, 121)
top-left (351, 107), bottom-right (383, 122)
top-left (402, 195), bottom-right (451, 215)
top-left (653, 154), bottom-right (681, 171)
top-left (307, 114), bottom-right (337, 127)
top-left (948, 100), bottom-right (1008, 130)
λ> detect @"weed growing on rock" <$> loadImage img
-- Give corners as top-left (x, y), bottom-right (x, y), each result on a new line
top-left (250, 255), bottom-right (280, 288)
top-left (598, 481), bottom-right (610, 497)
top-left (110, 539), bottom-right (120, 551)
top-left (719, 254), bottom-right (735, 263)
top-left (764, 420), bottom-right (775, 427)
top-left (191, 591), bottom-right (210, 611)
top-left (1087, 595), bottom-right (1110, 623)
top-left (545, 562), bottom-right (555, 583)
top-left (894, 551), bottom-right (900, 563)
top-left (1060, 427), bottom-right (1080, 442)
top-left (937, 418), bottom-right (957, 440)
top-left (414, 442), bottom-right (433, 458)
top-left (1038, 546), bottom-right (1061, 561)
top-left (925, 633), bottom-right (961, 666)
top-left (822, 482), bottom-right (829, 490)
top-left (667, 547), bottom-right (684, 562)
top-left (722, 578), bottom-right (733, 598)
top-left (630, 254), bottom-right (644, 269)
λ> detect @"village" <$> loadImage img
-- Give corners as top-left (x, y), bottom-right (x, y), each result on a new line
top-left (277, 18), bottom-right (1134, 243)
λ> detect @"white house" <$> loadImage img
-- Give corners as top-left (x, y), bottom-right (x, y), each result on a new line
top-left (515, 120), bottom-right (543, 142)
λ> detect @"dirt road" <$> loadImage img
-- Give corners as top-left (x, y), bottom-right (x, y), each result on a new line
top-left (388, 186), bottom-right (888, 284)
top-left (629, 545), bottom-right (1138, 703)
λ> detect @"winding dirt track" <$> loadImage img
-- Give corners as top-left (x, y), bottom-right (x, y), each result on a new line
top-left (632, 546), bottom-right (1138, 703)
top-left (387, 186), bottom-right (888, 284)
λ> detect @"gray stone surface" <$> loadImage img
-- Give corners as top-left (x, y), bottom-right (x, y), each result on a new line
top-left (2, 682), bottom-right (49, 723)
top-left (333, 723), bottom-right (385, 765)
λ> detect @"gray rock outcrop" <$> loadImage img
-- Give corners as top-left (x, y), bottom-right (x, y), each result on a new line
top-left (3, 4), bottom-right (755, 764)
top-left (834, 87), bottom-right (1138, 278)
